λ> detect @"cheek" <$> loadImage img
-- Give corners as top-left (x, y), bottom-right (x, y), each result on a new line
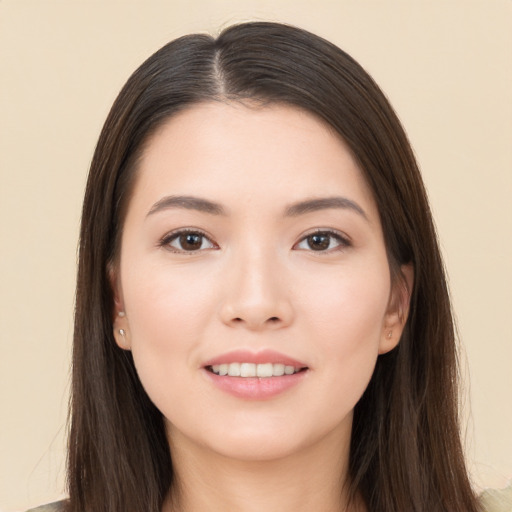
top-left (301, 258), bottom-right (390, 343)
top-left (121, 264), bottom-right (219, 399)
top-left (297, 258), bottom-right (390, 389)
top-left (124, 261), bottom-right (217, 342)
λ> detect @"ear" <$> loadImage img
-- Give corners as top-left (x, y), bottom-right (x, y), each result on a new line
top-left (379, 263), bottom-right (414, 355)
top-left (108, 264), bottom-right (131, 351)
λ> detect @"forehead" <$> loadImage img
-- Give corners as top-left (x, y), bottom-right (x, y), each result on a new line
top-left (131, 101), bottom-right (378, 218)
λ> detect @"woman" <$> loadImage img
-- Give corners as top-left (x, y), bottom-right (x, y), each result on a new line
top-left (30, 22), bottom-right (484, 512)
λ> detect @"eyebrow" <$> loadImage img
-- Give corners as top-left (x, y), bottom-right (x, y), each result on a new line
top-left (147, 195), bottom-right (226, 217)
top-left (146, 194), bottom-right (368, 220)
top-left (284, 196), bottom-right (368, 220)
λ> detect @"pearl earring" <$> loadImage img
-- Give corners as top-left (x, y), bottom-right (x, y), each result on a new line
top-left (118, 311), bottom-right (126, 317)
top-left (119, 329), bottom-right (126, 336)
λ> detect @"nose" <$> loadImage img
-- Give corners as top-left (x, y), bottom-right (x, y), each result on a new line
top-left (219, 250), bottom-right (294, 331)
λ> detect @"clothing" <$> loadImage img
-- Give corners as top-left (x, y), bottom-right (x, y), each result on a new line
top-left (26, 488), bottom-right (512, 511)
top-left (479, 485), bottom-right (512, 512)
top-left (26, 502), bottom-right (65, 512)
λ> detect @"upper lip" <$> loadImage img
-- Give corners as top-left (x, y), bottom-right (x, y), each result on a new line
top-left (202, 349), bottom-right (308, 369)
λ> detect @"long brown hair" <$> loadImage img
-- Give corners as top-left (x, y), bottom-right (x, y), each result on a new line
top-left (69, 22), bottom-right (480, 512)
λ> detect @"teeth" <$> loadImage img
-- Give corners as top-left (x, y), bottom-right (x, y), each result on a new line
top-left (256, 363), bottom-right (273, 377)
top-left (284, 365), bottom-right (295, 375)
top-left (273, 363), bottom-right (285, 376)
top-left (240, 363), bottom-right (256, 377)
top-left (209, 362), bottom-right (303, 377)
top-left (228, 362), bottom-right (240, 376)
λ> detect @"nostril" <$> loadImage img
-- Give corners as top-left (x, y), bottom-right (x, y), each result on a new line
top-left (226, 315), bottom-right (287, 329)
top-left (231, 316), bottom-right (280, 325)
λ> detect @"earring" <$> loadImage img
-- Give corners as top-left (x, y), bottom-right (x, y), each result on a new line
top-left (118, 311), bottom-right (126, 317)
top-left (115, 327), bottom-right (130, 350)
top-left (386, 331), bottom-right (393, 339)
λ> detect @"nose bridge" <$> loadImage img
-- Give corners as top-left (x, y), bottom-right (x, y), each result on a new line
top-left (220, 240), bottom-right (292, 329)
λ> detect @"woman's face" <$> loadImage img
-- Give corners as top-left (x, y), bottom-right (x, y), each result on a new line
top-left (113, 102), bottom-right (407, 461)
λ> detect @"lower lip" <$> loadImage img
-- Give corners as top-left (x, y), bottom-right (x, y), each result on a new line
top-left (203, 369), bottom-right (308, 400)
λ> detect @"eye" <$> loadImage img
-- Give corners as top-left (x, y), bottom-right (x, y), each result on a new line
top-left (294, 230), bottom-right (350, 252)
top-left (161, 230), bottom-right (217, 253)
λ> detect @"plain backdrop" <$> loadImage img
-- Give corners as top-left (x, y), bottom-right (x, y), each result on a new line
top-left (1, 1), bottom-right (511, 510)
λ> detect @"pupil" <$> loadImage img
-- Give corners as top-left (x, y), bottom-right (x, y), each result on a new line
top-left (180, 233), bottom-right (202, 250)
top-left (309, 234), bottom-right (329, 250)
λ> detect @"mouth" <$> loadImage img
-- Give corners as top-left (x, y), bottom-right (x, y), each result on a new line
top-left (201, 350), bottom-right (309, 399)
top-left (206, 362), bottom-right (308, 378)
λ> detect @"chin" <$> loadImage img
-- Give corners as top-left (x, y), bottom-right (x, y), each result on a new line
top-left (167, 410), bottom-right (352, 464)
top-left (213, 431), bottom-right (306, 462)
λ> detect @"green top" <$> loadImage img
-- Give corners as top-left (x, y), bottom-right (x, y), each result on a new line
top-left (27, 487), bottom-right (512, 512)
top-left (479, 485), bottom-right (512, 512)
top-left (26, 503), bottom-right (65, 512)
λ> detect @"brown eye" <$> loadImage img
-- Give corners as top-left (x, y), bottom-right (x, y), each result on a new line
top-left (306, 233), bottom-right (330, 251)
top-left (294, 230), bottom-right (350, 252)
top-left (164, 230), bottom-right (216, 252)
top-left (179, 233), bottom-right (203, 250)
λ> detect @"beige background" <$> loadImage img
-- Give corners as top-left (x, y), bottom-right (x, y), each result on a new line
top-left (1, 1), bottom-right (511, 510)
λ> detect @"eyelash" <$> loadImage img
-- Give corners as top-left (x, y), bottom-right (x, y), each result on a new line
top-left (159, 229), bottom-right (217, 254)
top-left (293, 229), bottom-right (351, 253)
top-left (159, 228), bottom-right (351, 254)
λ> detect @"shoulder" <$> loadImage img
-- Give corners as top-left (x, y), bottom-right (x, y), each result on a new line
top-left (479, 485), bottom-right (512, 512)
top-left (25, 501), bottom-right (67, 512)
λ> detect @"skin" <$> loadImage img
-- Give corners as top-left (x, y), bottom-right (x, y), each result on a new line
top-left (112, 102), bottom-right (412, 512)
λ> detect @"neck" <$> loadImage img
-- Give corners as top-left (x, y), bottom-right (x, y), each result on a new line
top-left (163, 427), bottom-right (365, 512)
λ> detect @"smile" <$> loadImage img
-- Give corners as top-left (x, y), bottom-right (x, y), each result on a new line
top-left (207, 362), bottom-right (306, 377)
top-left (202, 350), bottom-right (309, 399)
